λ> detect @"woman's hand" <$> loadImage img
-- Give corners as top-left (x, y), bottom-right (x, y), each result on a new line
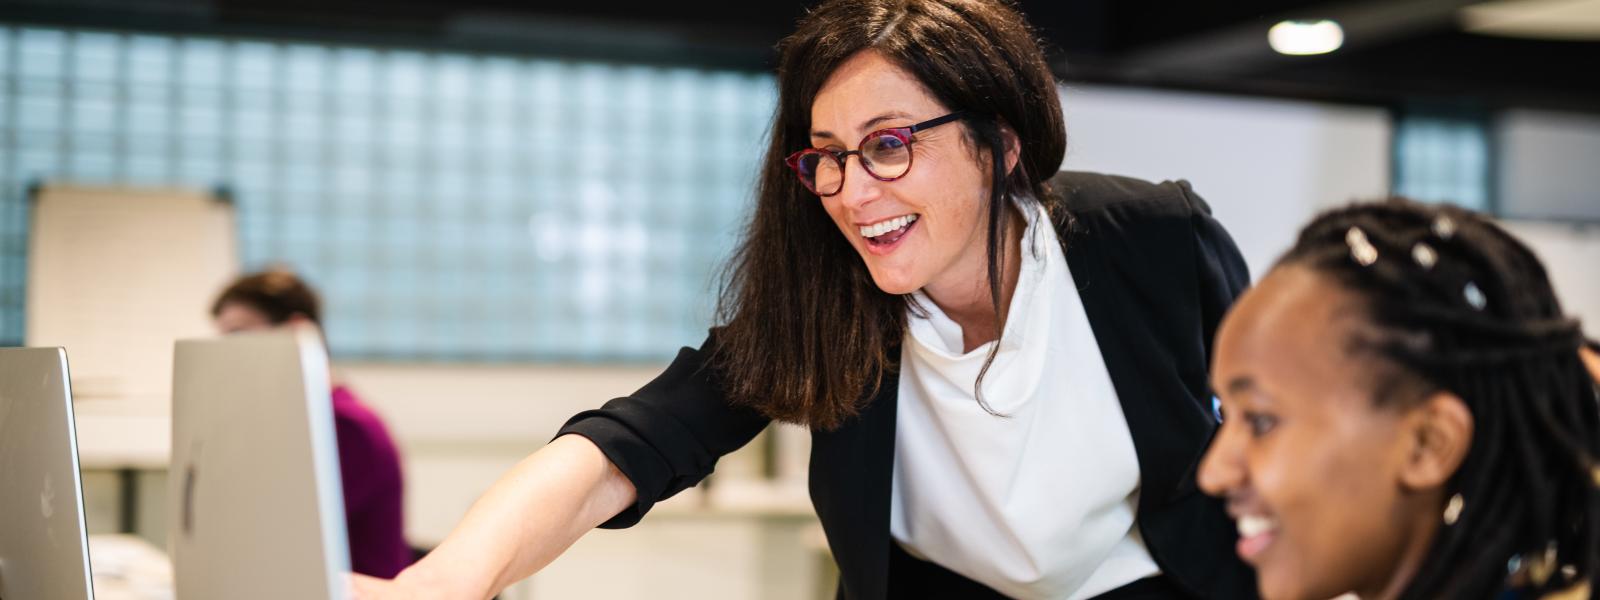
top-left (348, 573), bottom-right (408, 600)
top-left (347, 568), bottom-right (478, 600)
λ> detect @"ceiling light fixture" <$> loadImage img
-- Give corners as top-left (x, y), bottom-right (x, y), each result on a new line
top-left (1268, 19), bottom-right (1345, 55)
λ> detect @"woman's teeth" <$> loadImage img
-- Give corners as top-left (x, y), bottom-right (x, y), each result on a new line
top-left (861, 214), bottom-right (919, 239)
top-left (1238, 514), bottom-right (1279, 538)
top-left (1235, 513), bottom-right (1280, 561)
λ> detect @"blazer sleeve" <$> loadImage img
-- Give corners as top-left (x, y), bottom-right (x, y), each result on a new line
top-left (1177, 183), bottom-right (1262, 600)
top-left (1178, 182), bottom-right (1251, 405)
top-left (554, 331), bottom-right (772, 528)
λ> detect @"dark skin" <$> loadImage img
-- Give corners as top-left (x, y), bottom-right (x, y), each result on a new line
top-left (1198, 265), bottom-right (1475, 600)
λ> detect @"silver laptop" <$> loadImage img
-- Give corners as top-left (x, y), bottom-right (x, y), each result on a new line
top-left (0, 347), bottom-right (95, 600)
top-left (169, 328), bottom-right (349, 600)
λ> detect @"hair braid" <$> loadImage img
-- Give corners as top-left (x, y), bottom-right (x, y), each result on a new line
top-left (1278, 199), bottom-right (1599, 599)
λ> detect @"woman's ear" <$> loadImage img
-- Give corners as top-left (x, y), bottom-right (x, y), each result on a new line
top-left (1000, 123), bottom-right (1021, 177)
top-left (1398, 392), bottom-right (1475, 491)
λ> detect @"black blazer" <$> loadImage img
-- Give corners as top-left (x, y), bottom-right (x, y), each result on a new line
top-left (557, 171), bottom-right (1258, 599)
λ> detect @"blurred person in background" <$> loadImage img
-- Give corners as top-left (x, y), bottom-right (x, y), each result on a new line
top-left (1200, 200), bottom-right (1600, 600)
top-left (354, 0), bottom-right (1257, 598)
top-left (212, 268), bottom-right (413, 578)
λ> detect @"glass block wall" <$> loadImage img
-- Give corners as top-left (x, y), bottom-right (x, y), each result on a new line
top-left (0, 25), bottom-right (776, 361)
top-left (1393, 113), bottom-right (1493, 212)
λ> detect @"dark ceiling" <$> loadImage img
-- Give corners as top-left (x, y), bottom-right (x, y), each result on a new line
top-left (2, 0), bottom-right (1597, 113)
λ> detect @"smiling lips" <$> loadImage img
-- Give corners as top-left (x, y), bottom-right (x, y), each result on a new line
top-left (1235, 513), bottom-right (1281, 563)
top-left (859, 213), bottom-right (920, 252)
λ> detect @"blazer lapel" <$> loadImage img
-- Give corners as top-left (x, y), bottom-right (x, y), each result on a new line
top-left (808, 377), bottom-right (899, 599)
top-left (1055, 208), bottom-right (1215, 512)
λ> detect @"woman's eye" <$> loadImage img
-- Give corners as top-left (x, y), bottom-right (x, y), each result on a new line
top-left (1244, 412), bottom-right (1279, 437)
top-left (875, 135), bottom-right (906, 150)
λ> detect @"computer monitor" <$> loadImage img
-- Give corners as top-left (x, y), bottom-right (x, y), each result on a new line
top-left (0, 347), bottom-right (95, 600)
top-left (169, 328), bottom-right (349, 600)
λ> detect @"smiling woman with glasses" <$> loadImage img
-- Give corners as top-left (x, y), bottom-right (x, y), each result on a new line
top-left (354, 1), bottom-right (1256, 599)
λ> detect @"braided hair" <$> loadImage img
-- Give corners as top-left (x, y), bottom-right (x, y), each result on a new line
top-left (1277, 199), bottom-right (1599, 599)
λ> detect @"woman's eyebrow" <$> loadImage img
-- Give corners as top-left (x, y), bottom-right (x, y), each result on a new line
top-left (810, 111), bottom-right (914, 139)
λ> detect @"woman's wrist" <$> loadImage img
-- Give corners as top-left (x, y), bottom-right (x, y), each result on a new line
top-left (392, 554), bottom-right (496, 600)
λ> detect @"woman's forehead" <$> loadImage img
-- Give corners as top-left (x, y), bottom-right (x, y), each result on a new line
top-left (1215, 268), bottom-right (1370, 396)
top-left (810, 52), bottom-right (942, 135)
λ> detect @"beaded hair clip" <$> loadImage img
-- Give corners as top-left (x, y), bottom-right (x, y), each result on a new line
top-left (1345, 215), bottom-right (1486, 311)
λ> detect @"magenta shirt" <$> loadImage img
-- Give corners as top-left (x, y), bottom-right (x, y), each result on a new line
top-left (331, 385), bottom-right (413, 578)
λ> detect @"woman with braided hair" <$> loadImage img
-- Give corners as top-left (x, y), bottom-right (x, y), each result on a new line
top-left (1198, 199), bottom-right (1600, 600)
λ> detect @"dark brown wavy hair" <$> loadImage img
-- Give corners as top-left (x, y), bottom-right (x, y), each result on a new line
top-left (712, 0), bottom-right (1067, 430)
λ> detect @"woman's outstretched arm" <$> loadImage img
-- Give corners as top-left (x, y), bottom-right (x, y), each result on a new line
top-left (351, 434), bottom-right (635, 600)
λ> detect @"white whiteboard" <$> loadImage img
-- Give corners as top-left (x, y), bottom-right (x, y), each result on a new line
top-left (25, 184), bottom-right (238, 467)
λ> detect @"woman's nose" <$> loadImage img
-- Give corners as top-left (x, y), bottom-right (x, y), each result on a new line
top-left (835, 155), bottom-right (883, 210)
top-left (1197, 419), bottom-right (1247, 498)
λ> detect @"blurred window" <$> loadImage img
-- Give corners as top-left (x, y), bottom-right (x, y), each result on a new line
top-left (1393, 111), bottom-right (1493, 212)
top-left (0, 25), bottom-right (776, 361)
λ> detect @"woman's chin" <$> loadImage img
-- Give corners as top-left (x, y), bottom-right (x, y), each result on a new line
top-left (1258, 568), bottom-right (1328, 600)
top-left (868, 268), bottom-right (923, 295)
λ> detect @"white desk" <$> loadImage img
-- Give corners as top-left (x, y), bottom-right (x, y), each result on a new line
top-left (89, 534), bottom-right (173, 600)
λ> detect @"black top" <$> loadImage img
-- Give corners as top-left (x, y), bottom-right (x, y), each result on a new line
top-left (557, 170), bottom-right (1259, 599)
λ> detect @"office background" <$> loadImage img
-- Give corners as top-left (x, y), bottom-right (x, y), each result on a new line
top-left (1, 0), bottom-right (1597, 598)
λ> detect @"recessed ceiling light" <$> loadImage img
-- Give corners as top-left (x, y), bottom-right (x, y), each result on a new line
top-left (1268, 20), bottom-right (1345, 55)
